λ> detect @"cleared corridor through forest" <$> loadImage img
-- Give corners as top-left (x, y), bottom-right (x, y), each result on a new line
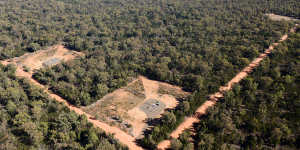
top-left (157, 24), bottom-right (298, 150)
top-left (1, 24), bottom-right (297, 150)
top-left (1, 59), bottom-right (144, 150)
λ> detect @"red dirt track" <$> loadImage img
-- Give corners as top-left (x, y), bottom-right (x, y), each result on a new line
top-left (1, 54), bottom-right (143, 150)
top-left (1, 25), bottom-right (297, 150)
top-left (157, 25), bottom-right (298, 150)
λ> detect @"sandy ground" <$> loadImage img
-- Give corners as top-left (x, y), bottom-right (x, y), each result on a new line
top-left (83, 75), bottom-right (187, 138)
top-left (127, 107), bottom-right (148, 137)
top-left (266, 13), bottom-right (299, 21)
top-left (157, 25), bottom-right (298, 150)
top-left (141, 76), bottom-right (160, 98)
top-left (127, 77), bottom-right (152, 137)
top-left (83, 74), bottom-right (188, 138)
top-left (84, 78), bottom-right (140, 109)
top-left (128, 77), bottom-right (182, 138)
top-left (84, 88), bottom-right (140, 117)
top-left (82, 78), bottom-right (144, 138)
top-left (159, 95), bottom-right (178, 109)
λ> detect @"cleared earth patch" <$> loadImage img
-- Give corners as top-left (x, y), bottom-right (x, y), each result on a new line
top-left (266, 13), bottom-right (299, 21)
top-left (140, 99), bottom-right (166, 118)
top-left (1, 44), bottom-right (84, 73)
top-left (83, 76), bottom-right (190, 138)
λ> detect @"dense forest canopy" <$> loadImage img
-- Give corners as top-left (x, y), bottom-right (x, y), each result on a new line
top-left (0, 0), bottom-right (299, 149)
top-left (169, 29), bottom-right (300, 150)
top-left (0, 0), bottom-right (299, 59)
top-left (28, 0), bottom-right (298, 106)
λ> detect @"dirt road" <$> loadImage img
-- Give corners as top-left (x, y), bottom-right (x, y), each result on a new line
top-left (157, 25), bottom-right (298, 150)
top-left (1, 61), bottom-right (143, 150)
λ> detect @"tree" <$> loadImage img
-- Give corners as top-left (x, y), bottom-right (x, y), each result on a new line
top-left (96, 83), bottom-right (109, 97)
top-left (179, 131), bottom-right (191, 145)
top-left (6, 100), bottom-right (17, 115)
top-left (13, 112), bottom-right (31, 127)
top-left (179, 101), bottom-right (190, 114)
top-left (270, 128), bottom-right (283, 147)
top-left (162, 112), bottom-right (176, 125)
top-left (183, 143), bottom-right (194, 150)
top-left (27, 43), bottom-right (40, 52)
top-left (170, 139), bottom-right (182, 150)
top-left (0, 132), bottom-right (8, 144)
top-left (259, 76), bottom-right (273, 89)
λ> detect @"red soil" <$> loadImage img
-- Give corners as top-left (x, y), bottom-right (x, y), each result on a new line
top-left (18, 69), bottom-right (143, 150)
top-left (1, 53), bottom-right (143, 150)
top-left (157, 25), bottom-right (298, 150)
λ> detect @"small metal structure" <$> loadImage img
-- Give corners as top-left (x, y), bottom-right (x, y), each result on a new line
top-left (139, 99), bottom-right (166, 118)
top-left (42, 58), bottom-right (61, 67)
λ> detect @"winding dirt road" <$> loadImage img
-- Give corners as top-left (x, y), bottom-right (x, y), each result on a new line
top-left (1, 59), bottom-right (143, 150)
top-left (157, 25), bottom-right (298, 150)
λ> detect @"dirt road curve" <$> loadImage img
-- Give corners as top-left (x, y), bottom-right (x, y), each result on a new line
top-left (0, 64), bottom-right (143, 150)
top-left (157, 24), bottom-right (298, 150)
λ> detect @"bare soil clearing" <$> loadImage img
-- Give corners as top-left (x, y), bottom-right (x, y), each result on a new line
top-left (266, 13), bottom-right (299, 21)
top-left (0, 46), bottom-right (143, 150)
top-left (1, 45), bottom-right (84, 74)
top-left (16, 70), bottom-right (143, 150)
top-left (0, 44), bottom-right (189, 149)
top-left (83, 76), bottom-right (190, 138)
top-left (157, 25), bottom-right (298, 150)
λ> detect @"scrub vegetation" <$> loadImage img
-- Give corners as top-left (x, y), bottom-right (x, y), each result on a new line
top-left (0, 0), bottom-right (299, 149)
top-left (0, 64), bottom-right (127, 150)
top-left (170, 28), bottom-right (300, 150)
